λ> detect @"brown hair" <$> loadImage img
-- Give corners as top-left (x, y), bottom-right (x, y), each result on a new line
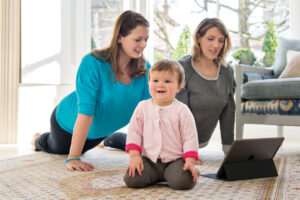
top-left (149, 59), bottom-right (185, 88)
top-left (192, 18), bottom-right (232, 66)
top-left (91, 10), bottom-right (149, 81)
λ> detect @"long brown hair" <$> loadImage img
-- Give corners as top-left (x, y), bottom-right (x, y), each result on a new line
top-left (192, 18), bottom-right (232, 66)
top-left (91, 10), bottom-right (149, 81)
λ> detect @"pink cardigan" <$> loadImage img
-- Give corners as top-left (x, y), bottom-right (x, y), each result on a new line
top-left (125, 99), bottom-right (199, 163)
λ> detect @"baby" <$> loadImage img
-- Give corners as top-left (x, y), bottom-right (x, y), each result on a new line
top-left (124, 59), bottom-right (200, 190)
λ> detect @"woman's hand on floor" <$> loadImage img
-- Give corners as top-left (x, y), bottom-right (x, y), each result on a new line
top-left (66, 160), bottom-right (94, 171)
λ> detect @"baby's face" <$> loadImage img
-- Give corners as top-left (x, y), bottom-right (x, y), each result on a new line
top-left (148, 70), bottom-right (181, 106)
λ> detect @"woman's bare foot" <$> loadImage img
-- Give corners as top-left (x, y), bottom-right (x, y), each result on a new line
top-left (31, 133), bottom-right (41, 150)
top-left (97, 141), bottom-right (105, 148)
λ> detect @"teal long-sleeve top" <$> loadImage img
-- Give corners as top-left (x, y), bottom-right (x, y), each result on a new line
top-left (55, 54), bottom-right (151, 139)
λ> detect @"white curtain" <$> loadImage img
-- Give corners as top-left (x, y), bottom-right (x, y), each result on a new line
top-left (0, 0), bottom-right (21, 144)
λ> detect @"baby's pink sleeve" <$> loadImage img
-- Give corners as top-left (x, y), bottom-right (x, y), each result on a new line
top-left (179, 106), bottom-right (199, 157)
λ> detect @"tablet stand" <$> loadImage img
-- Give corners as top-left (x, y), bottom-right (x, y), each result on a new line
top-left (202, 159), bottom-right (278, 181)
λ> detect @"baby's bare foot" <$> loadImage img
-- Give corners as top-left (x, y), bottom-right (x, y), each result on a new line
top-left (31, 133), bottom-right (41, 149)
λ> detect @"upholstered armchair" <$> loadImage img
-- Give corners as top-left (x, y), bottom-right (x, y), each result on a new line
top-left (235, 37), bottom-right (300, 139)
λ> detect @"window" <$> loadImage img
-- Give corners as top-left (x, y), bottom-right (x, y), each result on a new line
top-left (91, 0), bottom-right (124, 50)
top-left (21, 0), bottom-right (90, 84)
top-left (90, 0), bottom-right (153, 61)
top-left (153, 0), bottom-right (290, 66)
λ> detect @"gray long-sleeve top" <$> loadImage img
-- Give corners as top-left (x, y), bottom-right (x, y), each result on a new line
top-left (176, 55), bottom-right (236, 152)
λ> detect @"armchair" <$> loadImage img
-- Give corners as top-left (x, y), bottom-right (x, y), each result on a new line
top-left (235, 37), bottom-right (300, 139)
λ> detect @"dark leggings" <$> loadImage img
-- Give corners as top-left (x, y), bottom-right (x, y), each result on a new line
top-left (103, 131), bottom-right (127, 151)
top-left (35, 108), bottom-right (104, 154)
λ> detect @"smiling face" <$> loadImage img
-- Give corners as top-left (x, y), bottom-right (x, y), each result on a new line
top-left (197, 27), bottom-right (225, 60)
top-left (149, 70), bottom-right (181, 107)
top-left (118, 25), bottom-right (149, 59)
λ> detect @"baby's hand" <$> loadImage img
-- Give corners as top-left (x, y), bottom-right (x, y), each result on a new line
top-left (183, 157), bottom-right (198, 182)
top-left (127, 150), bottom-right (144, 177)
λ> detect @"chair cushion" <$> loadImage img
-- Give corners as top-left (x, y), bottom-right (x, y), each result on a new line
top-left (241, 100), bottom-right (300, 115)
top-left (273, 37), bottom-right (300, 77)
top-left (279, 51), bottom-right (300, 78)
top-left (241, 78), bottom-right (300, 99)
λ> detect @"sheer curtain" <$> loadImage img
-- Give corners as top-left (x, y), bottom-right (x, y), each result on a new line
top-left (0, 0), bottom-right (21, 144)
top-left (291, 0), bottom-right (300, 38)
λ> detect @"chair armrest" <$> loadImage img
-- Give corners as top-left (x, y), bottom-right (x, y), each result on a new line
top-left (235, 64), bottom-right (273, 89)
top-left (235, 65), bottom-right (274, 112)
top-left (236, 64), bottom-right (273, 75)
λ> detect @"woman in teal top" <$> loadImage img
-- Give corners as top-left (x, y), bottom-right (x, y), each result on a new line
top-left (31, 10), bottom-right (151, 172)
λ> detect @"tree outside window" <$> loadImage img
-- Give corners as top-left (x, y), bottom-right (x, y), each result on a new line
top-left (153, 0), bottom-right (290, 66)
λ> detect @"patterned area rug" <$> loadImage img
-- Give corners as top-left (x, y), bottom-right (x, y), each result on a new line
top-left (1, 148), bottom-right (300, 200)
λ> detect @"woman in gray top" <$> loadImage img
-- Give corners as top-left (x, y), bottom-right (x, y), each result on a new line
top-left (176, 18), bottom-right (235, 158)
top-left (100, 18), bottom-right (235, 160)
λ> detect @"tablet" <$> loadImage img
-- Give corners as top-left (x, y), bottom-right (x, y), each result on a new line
top-left (202, 137), bottom-right (284, 180)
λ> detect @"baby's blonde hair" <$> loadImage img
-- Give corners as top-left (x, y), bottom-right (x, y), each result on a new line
top-left (148, 59), bottom-right (185, 88)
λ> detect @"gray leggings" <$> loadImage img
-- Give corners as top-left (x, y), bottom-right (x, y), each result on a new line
top-left (124, 156), bottom-right (196, 190)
